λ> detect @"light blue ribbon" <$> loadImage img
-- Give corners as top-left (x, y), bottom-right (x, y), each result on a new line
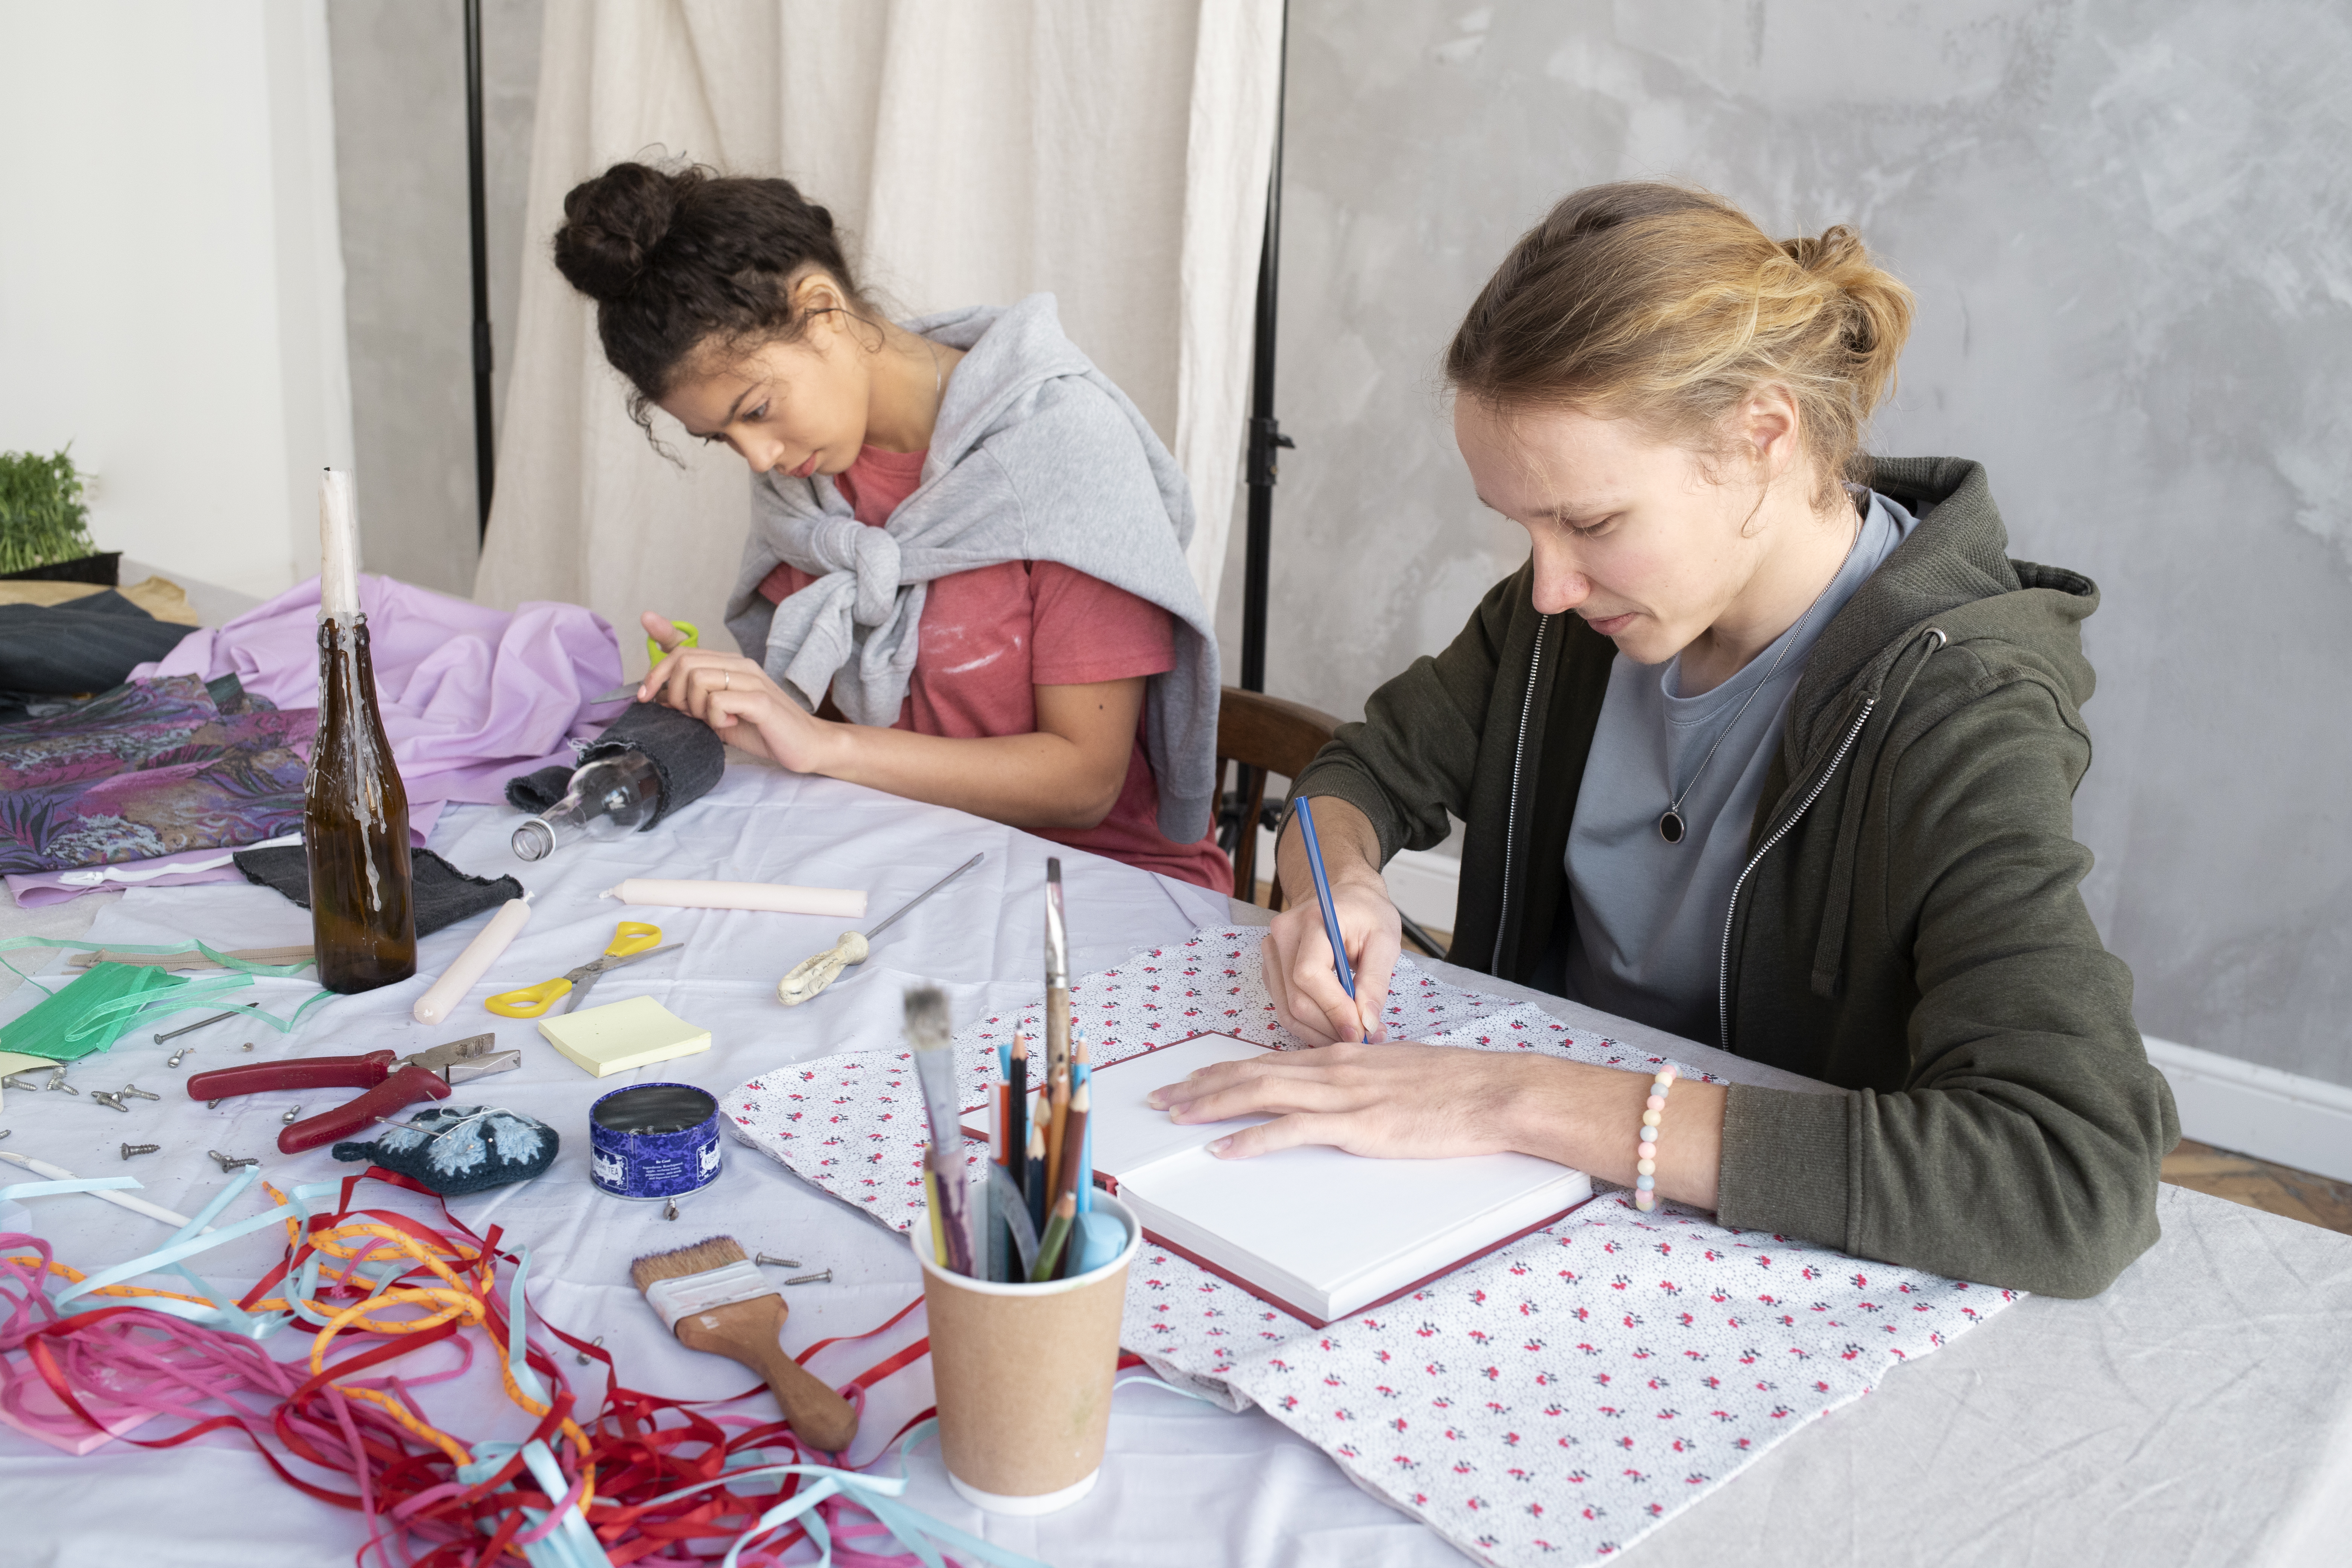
top-left (629, 1420), bottom-right (1049, 1568)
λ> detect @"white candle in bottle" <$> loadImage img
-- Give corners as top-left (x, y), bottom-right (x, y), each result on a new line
top-left (318, 467), bottom-right (360, 618)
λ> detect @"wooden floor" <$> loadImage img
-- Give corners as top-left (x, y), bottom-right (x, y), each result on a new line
top-left (1244, 892), bottom-right (2352, 1239)
top-left (2161, 1139), bottom-right (2352, 1235)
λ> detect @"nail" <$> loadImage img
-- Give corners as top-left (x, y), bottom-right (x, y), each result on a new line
top-left (664, 1196), bottom-right (678, 1220)
top-left (154, 1011), bottom-right (239, 1046)
top-left (1208, 1137), bottom-right (1232, 1155)
top-left (241, 1042), bottom-right (256, 1052)
top-left (207, 1098), bottom-right (223, 1109)
top-left (784, 1269), bottom-right (831, 1286)
top-left (576, 1334), bottom-right (604, 1366)
top-left (121, 1142), bottom-right (159, 1160)
top-left (282, 1105), bottom-right (303, 1124)
top-left (756, 1253), bottom-right (803, 1269)
top-left (0, 1129), bottom-right (11, 1142)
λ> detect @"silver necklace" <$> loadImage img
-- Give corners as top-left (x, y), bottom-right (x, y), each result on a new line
top-left (1657, 517), bottom-right (1864, 845)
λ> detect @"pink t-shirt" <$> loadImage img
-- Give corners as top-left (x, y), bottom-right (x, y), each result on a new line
top-left (756, 445), bottom-right (1232, 892)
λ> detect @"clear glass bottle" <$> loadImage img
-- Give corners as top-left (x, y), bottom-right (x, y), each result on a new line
top-left (511, 749), bottom-right (663, 861)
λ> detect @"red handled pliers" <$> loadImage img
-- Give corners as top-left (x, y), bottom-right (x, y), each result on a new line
top-left (187, 1034), bottom-right (522, 1154)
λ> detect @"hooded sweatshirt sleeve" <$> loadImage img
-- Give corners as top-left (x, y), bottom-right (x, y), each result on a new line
top-left (1716, 667), bottom-right (2179, 1298)
top-left (1291, 564), bottom-right (1527, 862)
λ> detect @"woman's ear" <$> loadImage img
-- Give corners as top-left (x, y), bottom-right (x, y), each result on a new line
top-left (1729, 386), bottom-right (1804, 485)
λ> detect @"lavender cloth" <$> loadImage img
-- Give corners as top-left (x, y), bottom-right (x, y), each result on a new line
top-left (6, 574), bottom-right (627, 905)
top-left (133, 573), bottom-right (623, 813)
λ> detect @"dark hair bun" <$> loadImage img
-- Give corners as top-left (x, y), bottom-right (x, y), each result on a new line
top-left (553, 162), bottom-right (681, 303)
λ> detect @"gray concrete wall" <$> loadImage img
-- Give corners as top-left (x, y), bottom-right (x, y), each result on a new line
top-left (326, 0), bottom-right (540, 596)
top-left (1218, 0), bottom-right (2352, 1087)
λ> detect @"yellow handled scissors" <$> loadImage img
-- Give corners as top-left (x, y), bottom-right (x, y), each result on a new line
top-left (646, 620), bottom-right (698, 669)
top-left (485, 922), bottom-right (680, 1018)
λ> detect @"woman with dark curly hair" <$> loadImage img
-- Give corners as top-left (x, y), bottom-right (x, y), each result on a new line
top-left (550, 161), bottom-right (1231, 890)
top-left (1150, 183), bottom-right (2178, 1297)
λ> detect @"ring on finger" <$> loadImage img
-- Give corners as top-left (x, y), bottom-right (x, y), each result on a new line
top-left (723, 672), bottom-right (731, 691)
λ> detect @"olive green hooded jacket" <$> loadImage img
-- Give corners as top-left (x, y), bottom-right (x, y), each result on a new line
top-left (1292, 457), bottom-right (2178, 1297)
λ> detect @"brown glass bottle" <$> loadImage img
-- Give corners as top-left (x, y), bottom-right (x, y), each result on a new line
top-left (305, 612), bottom-right (416, 992)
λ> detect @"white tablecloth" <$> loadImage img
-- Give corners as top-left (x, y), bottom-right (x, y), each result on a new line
top-left (2, 759), bottom-right (2347, 1566)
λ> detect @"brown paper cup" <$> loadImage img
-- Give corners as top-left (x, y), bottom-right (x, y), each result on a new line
top-left (914, 1192), bottom-right (1140, 1514)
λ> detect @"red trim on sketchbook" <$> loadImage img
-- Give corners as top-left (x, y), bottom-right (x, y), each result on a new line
top-left (1128, 1190), bottom-right (1599, 1330)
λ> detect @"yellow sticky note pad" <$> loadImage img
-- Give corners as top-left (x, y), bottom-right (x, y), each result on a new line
top-left (536, 995), bottom-right (710, 1078)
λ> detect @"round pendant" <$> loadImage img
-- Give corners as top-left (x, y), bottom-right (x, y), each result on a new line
top-left (1658, 809), bottom-right (1686, 844)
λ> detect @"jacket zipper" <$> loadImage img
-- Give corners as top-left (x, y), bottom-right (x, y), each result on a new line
top-left (1716, 695), bottom-right (1876, 1050)
top-left (1491, 613), bottom-right (1551, 973)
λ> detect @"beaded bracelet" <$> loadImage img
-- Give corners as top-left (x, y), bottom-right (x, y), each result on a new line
top-left (1632, 1063), bottom-right (1677, 1212)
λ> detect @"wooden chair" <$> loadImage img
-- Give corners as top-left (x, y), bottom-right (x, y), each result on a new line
top-left (1215, 686), bottom-right (1343, 910)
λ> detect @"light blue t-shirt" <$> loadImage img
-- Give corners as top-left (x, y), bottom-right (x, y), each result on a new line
top-left (1562, 489), bottom-right (1917, 1044)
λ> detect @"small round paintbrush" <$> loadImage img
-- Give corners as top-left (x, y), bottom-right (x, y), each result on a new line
top-left (630, 1236), bottom-right (859, 1453)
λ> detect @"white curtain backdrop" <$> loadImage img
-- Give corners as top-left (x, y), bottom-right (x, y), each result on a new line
top-left (475, 0), bottom-right (1283, 676)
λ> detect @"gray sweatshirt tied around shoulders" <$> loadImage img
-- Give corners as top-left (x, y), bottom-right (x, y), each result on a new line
top-left (724, 293), bottom-right (1220, 845)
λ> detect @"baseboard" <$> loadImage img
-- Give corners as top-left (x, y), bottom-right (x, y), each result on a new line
top-left (2144, 1037), bottom-right (2352, 1184)
top-left (1254, 828), bottom-right (1463, 932)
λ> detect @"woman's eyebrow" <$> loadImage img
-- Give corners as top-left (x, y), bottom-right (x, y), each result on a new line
top-left (686, 382), bottom-right (765, 440)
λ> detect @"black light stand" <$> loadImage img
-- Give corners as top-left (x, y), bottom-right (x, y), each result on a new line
top-left (464, 0), bottom-right (496, 541)
top-left (1237, 9), bottom-right (1292, 696)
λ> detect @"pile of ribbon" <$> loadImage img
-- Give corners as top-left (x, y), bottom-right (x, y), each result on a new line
top-left (1, 1166), bottom-right (1041, 1567)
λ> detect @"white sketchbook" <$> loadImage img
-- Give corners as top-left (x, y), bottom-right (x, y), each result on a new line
top-left (968, 1032), bottom-right (1591, 1326)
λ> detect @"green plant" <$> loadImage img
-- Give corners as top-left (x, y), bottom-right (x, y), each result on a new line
top-left (0, 446), bottom-right (99, 574)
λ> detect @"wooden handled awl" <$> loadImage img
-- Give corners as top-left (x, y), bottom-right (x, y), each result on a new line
top-left (776, 853), bottom-right (983, 1006)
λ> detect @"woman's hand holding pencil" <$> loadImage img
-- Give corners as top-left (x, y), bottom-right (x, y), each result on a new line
top-left (1263, 796), bottom-right (1399, 1046)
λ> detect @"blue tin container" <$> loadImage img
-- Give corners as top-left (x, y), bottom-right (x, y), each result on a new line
top-left (589, 1082), bottom-right (721, 1200)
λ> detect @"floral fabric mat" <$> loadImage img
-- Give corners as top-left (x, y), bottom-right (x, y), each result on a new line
top-left (724, 925), bottom-right (2019, 1566)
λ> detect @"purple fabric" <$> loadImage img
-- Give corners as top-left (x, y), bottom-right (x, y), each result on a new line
top-left (133, 573), bottom-right (623, 814)
top-left (0, 676), bottom-right (313, 875)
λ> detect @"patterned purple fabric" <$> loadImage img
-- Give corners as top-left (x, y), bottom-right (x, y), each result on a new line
top-left (0, 677), bottom-right (313, 874)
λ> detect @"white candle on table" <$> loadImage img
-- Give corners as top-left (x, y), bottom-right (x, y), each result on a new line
top-left (599, 879), bottom-right (867, 919)
top-left (318, 467), bottom-right (361, 617)
top-left (413, 892), bottom-right (535, 1025)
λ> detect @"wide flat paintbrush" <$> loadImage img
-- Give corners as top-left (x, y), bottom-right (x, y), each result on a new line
top-left (631, 1236), bottom-right (859, 1453)
top-left (905, 985), bottom-right (976, 1276)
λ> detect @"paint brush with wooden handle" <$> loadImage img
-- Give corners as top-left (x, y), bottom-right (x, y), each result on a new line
top-left (631, 1236), bottom-right (859, 1453)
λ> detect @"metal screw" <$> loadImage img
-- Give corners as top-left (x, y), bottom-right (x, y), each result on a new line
top-left (281, 1105), bottom-right (303, 1124)
top-left (207, 1098), bottom-right (223, 1109)
top-left (120, 1142), bottom-right (159, 1160)
top-left (241, 1042), bottom-right (256, 1052)
top-left (167, 1048), bottom-right (190, 1069)
top-left (3, 1072), bottom-right (45, 1090)
top-left (784, 1270), bottom-right (831, 1287)
top-left (0, 1128), bottom-right (11, 1142)
top-left (46, 1067), bottom-right (75, 1094)
top-left (576, 1334), bottom-right (604, 1366)
top-left (208, 1150), bottom-right (258, 1172)
top-left (155, 1011), bottom-right (240, 1046)
top-left (90, 1092), bottom-right (130, 1113)
top-left (663, 1196), bottom-right (679, 1220)
top-left (118, 1083), bottom-right (160, 1102)
top-left (756, 1253), bottom-right (804, 1269)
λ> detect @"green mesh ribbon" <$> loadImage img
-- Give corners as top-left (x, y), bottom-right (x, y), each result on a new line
top-left (0, 939), bottom-right (335, 1061)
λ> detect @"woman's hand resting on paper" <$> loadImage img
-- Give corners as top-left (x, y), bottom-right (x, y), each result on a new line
top-left (1147, 1038), bottom-right (1729, 1207)
top-left (637, 612), bottom-right (836, 772)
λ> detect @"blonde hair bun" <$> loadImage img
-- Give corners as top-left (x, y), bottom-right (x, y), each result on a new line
top-left (1448, 183), bottom-right (1916, 503)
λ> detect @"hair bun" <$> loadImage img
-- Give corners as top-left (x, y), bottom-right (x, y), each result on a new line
top-left (553, 162), bottom-right (684, 303)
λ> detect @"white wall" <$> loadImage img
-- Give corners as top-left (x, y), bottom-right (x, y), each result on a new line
top-left (0, 0), bottom-right (353, 600)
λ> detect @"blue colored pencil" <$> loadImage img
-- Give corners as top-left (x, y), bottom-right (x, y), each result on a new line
top-left (1294, 796), bottom-right (1356, 1001)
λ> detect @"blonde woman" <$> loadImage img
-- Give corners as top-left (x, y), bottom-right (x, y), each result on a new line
top-left (1150, 183), bottom-right (2177, 1297)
